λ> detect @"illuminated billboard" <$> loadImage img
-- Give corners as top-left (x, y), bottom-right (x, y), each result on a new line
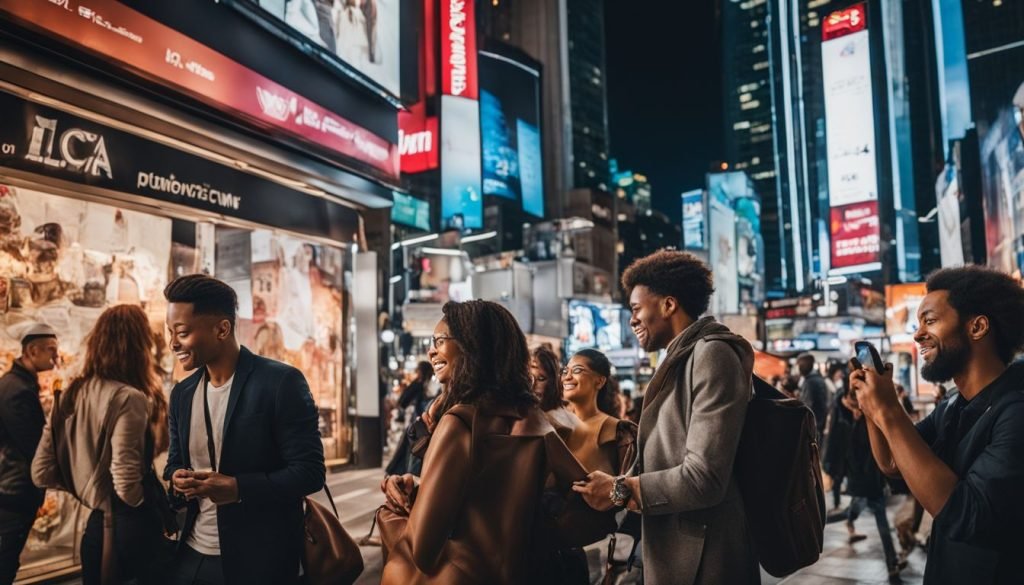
top-left (830, 201), bottom-right (881, 270)
top-left (935, 163), bottom-right (965, 267)
top-left (440, 95), bottom-right (482, 229)
top-left (708, 193), bottom-right (738, 315)
top-left (392, 192), bottom-right (431, 231)
top-left (478, 51), bottom-right (545, 217)
top-left (255, 0), bottom-right (401, 96)
top-left (822, 3), bottom-right (880, 274)
top-left (441, 0), bottom-right (477, 98)
top-left (0, 0), bottom-right (400, 180)
top-left (681, 189), bottom-right (706, 250)
top-left (398, 104), bottom-right (439, 173)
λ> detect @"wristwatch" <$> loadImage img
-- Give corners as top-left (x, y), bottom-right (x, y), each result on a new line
top-left (609, 475), bottom-right (632, 507)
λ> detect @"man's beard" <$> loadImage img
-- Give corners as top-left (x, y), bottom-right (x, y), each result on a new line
top-left (920, 333), bottom-right (971, 383)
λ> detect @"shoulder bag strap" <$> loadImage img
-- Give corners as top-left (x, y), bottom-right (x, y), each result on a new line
top-left (321, 483), bottom-right (340, 519)
top-left (201, 374), bottom-right (217, 472)
top-left (50, 389), bottom-right (78, 496)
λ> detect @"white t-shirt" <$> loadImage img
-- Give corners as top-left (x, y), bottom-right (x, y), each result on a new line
top-left (186, 375), bottom-right (234, 556)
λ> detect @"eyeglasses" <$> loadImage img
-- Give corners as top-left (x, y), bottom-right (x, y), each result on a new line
top-left (560, 365), bottom-right (592, 377)
top-left (430, 335), bottom-right (454, 349)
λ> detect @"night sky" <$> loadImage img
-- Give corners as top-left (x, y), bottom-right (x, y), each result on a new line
top-left (605, 0), bottom-right (724, 225)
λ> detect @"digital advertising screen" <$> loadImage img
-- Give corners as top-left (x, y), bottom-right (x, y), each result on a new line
top-left (478, 51), bottom-right (545, 217)
top-left (708, 195), bottom-right (739, 315)
top-left (255, 0), bottom-right (401, 96)
top-left (391, 192), bottom-right (431, 231)
top-left (681, 189), bottom-right (706, 250)
top-left (440, 95), bottom-right (483, 230)
top-left (566, 300), bottom-right (625, 354)
top-left (822, 3), bottom-right (880, 274)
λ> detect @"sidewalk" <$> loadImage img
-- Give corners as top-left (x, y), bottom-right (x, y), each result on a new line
top-left (46, 468), bottom-right (927, 585)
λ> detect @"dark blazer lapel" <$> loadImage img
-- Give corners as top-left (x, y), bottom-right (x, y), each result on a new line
top-left (222, 346), bottom-right (256, 441)
top-left (178, 370), bottom-right (203, 469)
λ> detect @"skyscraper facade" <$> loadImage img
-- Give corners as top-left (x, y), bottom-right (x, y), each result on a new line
top-left (745, 0), bottom-right (942, 291)
top-left (722, 0), bottom-right (797, 294)
top-left (566, 0), bottom-right (612, 191)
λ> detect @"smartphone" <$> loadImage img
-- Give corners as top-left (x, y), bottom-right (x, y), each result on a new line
top-left (854, 341), bottom-right (885, 373)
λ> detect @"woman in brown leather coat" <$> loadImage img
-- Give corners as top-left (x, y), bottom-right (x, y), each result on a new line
top-left (379, 300), bottom-right (553, 585)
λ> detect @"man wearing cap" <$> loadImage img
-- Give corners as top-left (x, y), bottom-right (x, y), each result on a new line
top-left (0, 324), bottom-right (59, 582)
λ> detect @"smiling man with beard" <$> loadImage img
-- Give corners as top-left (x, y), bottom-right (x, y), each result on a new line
top-left (850, 265), bottom-right (1024, 585)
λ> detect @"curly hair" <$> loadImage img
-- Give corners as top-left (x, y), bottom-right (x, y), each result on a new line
top-left (531, 345), bottom-right (564, 411)
top-left (439, 300), bottom-right (537, 413)
top-left (64, 304), bottom-right (169, 455)
top-left (926, 265), bottom-right (1024, 364)
top-left (621, 250), bottom-right (715, 319)
top-left (573, 348), bottom-right (619, 417)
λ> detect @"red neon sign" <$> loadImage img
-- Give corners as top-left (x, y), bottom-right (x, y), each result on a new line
top-left (830, 200), bottom-right (880, 269)
top-left (822, 4), bottom-right (867, 41)
top-left (398, 103), bottom-right (439, 173)
top-left (440, 0), bottom-right (478, 99)
top-left (0, 0), bottom-right (399, 179)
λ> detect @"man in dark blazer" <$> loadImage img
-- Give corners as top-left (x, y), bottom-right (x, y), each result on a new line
top-left (162, 274), bottom-right (325, 585)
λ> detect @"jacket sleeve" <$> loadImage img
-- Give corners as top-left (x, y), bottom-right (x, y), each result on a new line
top-left (405, 412), bottom-right (472, 572)
top-left (235, 368), bottom-right (326, 503)
top-left (109, 391), bottom-right (148, 507)
top-left (0, 385), bottom-right (45, 463)
top-left (938, 399), bottom-right (1024, 547)
top-left (163, 384), bottom-right (185, 482)
top-left (639, 340), bottom-right (752, 515)
top-left (31, 410), bottom-right (58, 489)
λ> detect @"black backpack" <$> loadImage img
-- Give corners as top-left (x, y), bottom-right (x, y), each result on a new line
top-left (734, 376), bottom-right (826, 577)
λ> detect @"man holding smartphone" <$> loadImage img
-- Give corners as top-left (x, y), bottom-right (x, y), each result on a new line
top-left (849, 265), bottom-right (1024, 584)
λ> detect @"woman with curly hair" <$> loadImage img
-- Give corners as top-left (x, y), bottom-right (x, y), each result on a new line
top-left (33, 304), bottom-right (170, 585)
top-left (379, 300), bottom-right (555, 585)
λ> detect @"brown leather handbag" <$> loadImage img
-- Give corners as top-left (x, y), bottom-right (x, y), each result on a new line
top-left (303, 484), bottom-right (364, 585)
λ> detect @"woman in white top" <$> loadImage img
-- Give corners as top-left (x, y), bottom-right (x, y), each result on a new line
top-left (33, 304), bottom-right (170, 585)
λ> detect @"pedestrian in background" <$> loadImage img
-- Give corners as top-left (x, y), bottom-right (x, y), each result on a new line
top-left (385, 361), bottom-right (436, 477)
top-left (32, 306), bottom-right (169, 585)
top-left (824, 372), bottom-right (855, 514)
top-left (838, 391), bottom-right (904, 582)
top-left (398, 361), bottom-right (434, 420)
top-left (530, 345), bottom-right (579, 442)
top-left (853, 265), bottom-right (1024, 584)
top-left (573, 250), bottom-right (758, 585)
top-left (797, 353), bottom-right (830, 446)
top-left (0, 323), bottom-right (59, 583)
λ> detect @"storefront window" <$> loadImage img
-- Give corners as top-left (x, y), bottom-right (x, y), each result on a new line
top-left (4, 184), bottom-right (353, 582)
top-left (0, 184), bottom-right (172, 580)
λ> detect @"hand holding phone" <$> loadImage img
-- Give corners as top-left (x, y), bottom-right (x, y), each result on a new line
top-left (855, 341), bottom-right (886, 373)
top-left (849, 341), bottom-right (900, 422)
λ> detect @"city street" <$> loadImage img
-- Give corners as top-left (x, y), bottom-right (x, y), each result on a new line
top-left (308, 469), bottom-right (929, 585)
top-left (48, 467), bottom-right (926, 585)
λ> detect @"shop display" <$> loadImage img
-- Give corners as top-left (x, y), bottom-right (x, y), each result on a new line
top-left (237, 230), bottom-right (348, 460)
top-left (0, 183), bottom-right (171, 577)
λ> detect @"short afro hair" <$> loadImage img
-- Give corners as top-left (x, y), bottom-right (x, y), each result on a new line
top-left (164, 274), bottom-right (238, 329)
top-left (926, 265), bottom-right (1024, 364)
top-left (621, 250), bottom-right (714, 319)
